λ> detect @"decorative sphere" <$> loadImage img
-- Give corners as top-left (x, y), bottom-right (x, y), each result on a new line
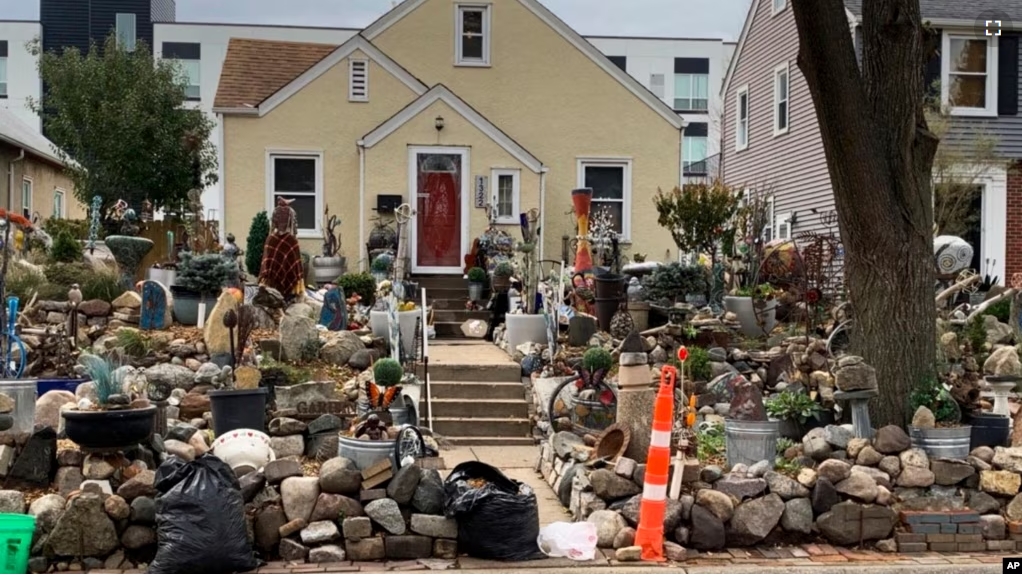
top-left (223, 309), bottom-right (238, 329)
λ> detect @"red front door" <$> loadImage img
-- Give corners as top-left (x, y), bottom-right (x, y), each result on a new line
top-left (415, 153), bottom-right (462, 270)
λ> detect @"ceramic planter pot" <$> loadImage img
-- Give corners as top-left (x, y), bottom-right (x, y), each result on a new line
top-left (468, 282), bottom-right (484, 302)
top-left (170, 286), bottom-right (214, 326)
top-left (724, 296), bottom-right (778, 338)
top-left (210, 429), bottom-right (275, 476)
top-left (63, 406), bottom-right (157, 451)
top-left (311, 256), bottom-right (347, 286)
top-left (505, 313), bottom-right (548, 351)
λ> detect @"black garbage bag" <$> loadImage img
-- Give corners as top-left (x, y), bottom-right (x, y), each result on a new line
top-left (148, 453), bottom-right (259, 574)
top-left (443, 461), bottom-right (544, 561)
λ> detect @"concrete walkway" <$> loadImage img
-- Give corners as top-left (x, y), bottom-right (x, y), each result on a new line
top-left (428, 340), bottom-right (519, 366)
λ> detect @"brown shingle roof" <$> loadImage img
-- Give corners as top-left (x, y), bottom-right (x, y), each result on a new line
top-left (214, 38), bottom-right (339, 109)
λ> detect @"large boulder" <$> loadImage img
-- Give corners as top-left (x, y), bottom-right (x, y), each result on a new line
top-left (984, 346), bottom-right (1022, 376)
top-left (992, 446), bottom-right (1022, 473)
top-left (695, 489), bottom-right (734, 522)
top-left (765, 471), bottom-right (809, 500)
top-left (713, 475), bottom-right (767, 501)
top-left (46, 493), bottom-right (119, 556)
top-left (319, 457), bottom-right (362, 495)
top-left (591, 469), bottom-right (641, 500)
top-left (781, 498), bottom-right (813, 534)
top-left (832, 356), bottom-right (877, 392)
top-left (276, 381), bottom-right (336, 413)
top-left (281, 477), bottom-right (320, 523)
top-left (145, 363), bottom-right (197, 390)
top-left (588, 510), bottom-right (627, 548)
top-left (320, 331), bottom-right (364, 366)
top-left (280, 316), bottom-right (319, 362)
top-left (802, 428), bottom-right (832, 461)
top-left (984, 315), bottom-right (1013, 346)
top-left (726, 493), bottom-right (785, 546)
top-left (835, 471), bottom-right (878, 503)
top-left (35, 390), bottom-right (75, 430)
top-left (688, 504), bottom-right (725, 550)
top-left (873, 425), bottom-right (910, 454)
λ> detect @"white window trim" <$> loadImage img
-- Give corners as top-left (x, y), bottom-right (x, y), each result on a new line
top-left (762, 195), bottom-right (775, 242)
top-left (735, 84), bottom-right (750, 151)
top-left (775, 211), bottom-right (793, 240)
top-left (773, 62), bottom-right (790, 136)
top-left (576, 158), bottom-right (632, 242)
top-left (455, 3), bottom-right (492, 67)
top-left (53, 189), bottom-right (65, 219)
top-left (348, 58), bottom-right (369, 102)
top-left (21, 177), bottom-right (32, 217)
top-left (491, 168), bottom-right (520, 225)
top-left (265, 149), bottom-right (324, 239)
top-left (772, 0), bottom-right (787, 16)
top-left (941, 31), bottom-right (998, 118)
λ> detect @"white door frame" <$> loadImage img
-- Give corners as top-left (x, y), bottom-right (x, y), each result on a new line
top-left (408, 145), bottom-right (471, 274)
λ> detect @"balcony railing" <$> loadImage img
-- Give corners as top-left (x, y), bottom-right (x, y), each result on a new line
top-left (683, 154), bottom-right (720, 181)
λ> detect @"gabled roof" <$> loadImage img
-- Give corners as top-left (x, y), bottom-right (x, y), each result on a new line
top-left (361, 84), bottom-right (544, 174)
top-left (214, 35), bottom-right (429, 116)
top-left (362, 0), bottom-right (685, 130)
top-left (719, 0), bottom-right (758, 98)
top-left (845, 0), bottom-right (1022, 22)
top-left (0, 107), bottom-right (71, 169)
top-left (214, 38), bottom-right (338, 110)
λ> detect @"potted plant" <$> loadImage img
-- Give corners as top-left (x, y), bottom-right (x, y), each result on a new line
top-left (765, 390), bottom-right (823, 439)
top-left (492, 261), bottom-right (514, 293)
top-left (504, 210), bottom-right (548, 350)
top-left (311, 205), bottom-right (346, 286)
top-left (724, 377), bottom-right (780, 469)
top-left (572, 347), bottom-right (617, 432)
top-left (371, 253), bottom-right (394, 283)
top-left (369, 283), bottom-right (421, 357)
top-left (467, 267), bottom-right (487, 301)
top-left (171, 252), bottom-right (239, 326)
top-left (339, 358), bottom-right (406, 470)
top-left (725, 283), bottom-right (779, 338)
top-left (62, 354), bottom-right (157, 451)
top-left (337, 272), bottom-right (377, 308)
top-left (908, 375), bottom-right (971, 459)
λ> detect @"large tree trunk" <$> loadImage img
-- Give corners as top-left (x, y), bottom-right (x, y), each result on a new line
top-left (790, 0), bottom-right (938, 426)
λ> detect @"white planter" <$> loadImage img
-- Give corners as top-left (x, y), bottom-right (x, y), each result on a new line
top-left (724, 296), bottom-right (777, 338)
top-left (505, 313), bottom-right (548, 351)
top-left (210, 429), bottom-right (275, 477)
top-left (370, 309), bottom-right (422, 357)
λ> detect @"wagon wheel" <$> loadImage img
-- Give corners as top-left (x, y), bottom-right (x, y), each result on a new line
top-left (827, 320), bottom-right (853, 357)
top-left (394, 426), bottom-right (425, 466)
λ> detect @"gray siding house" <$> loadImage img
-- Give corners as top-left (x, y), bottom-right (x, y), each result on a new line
top-left (721, 0), bottom-right (1022, 282)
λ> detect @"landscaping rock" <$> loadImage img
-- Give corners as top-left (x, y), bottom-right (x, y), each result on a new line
top-left (727, 493), bottom-right (784, 546)
top-left (254, 506), bottom-right (286, 552)
top-left (279, 518), bottom-right (307, 538)
top-left (878, 456), bottom-right (901, 478)
top-left (851, 465), bottom-right (891, 486)
top-left (319, 457), bottom-right (363, 495)
top-left (846, 438), bottom-right (869, 459)
top-left (700, 465), bottom-right (723, 483)
top-left (116, 469), bottom-right (155, 501)
top-left (29, 493), bottom-right (65, 532)
top-left (387, 463), bottom-right (421, 505)
top-left (688, 504), bottom-right (725, 550)
top-left (713, 475), bottom-right (767, 501)
top-left (969, 490), bottom-right (1002, 514)
top-left (79, 299), bottom-right (111, 317)
top-left (410, 514), bottom-right (458, 539)
top-left (280, 316), bottom-right (318, 361)
top-left (279, 538), bottom-right (309, 562)
top-left (281, 477), bottom-right (321, 523)
top-left (348, 349), bottom-right (375, 370)
top-left (817, 501), bottom-right (896, 545)
top-left (144, 363), bottom-right (197, 390)
top-left (856, 446), bottom-right (884, 467)
top-left (696, 489), bottom-right (734, 522)
top-left (130, 497), bottom-right (156, 524)
top-left (320, 331), bottom-right (364, 366)
top-left (343, 516), bottom-right (373, 540)
top-left (311, 493), bottom-right (362, 522)
top-left (896, 466), bottom-right (936, 488)
top-left (269, 435), bottom-right (305, 459)
top-left (591, 469), bottom-right (641, 500)
top-left (663, 540), bottom-right (687, 562)
top-left (972, 446), bottom-right (995, 463)
top-left (265, 459), bottom-right (303, 485)
top-left (802, 427), bottom-right (832, 460)
top-left (900, 448), bottom-right (929, 469)
top-left (816, 459), bottom-right (851, 484)
top-left (833, 356), bottom-right (877, 392)
top-left (178, 393), bottom-right (211, 419)
top-left (301, 520), bottom-right (340, 545)
top-left (121, 525), bottom-right (156, 550)
top-left (873, 425), bottom-right (910, 454)
top-left (0, 490), bottom-right (24, 514)
top-left (55, 467), bottom-right (84, 497)
top-left (103, 495), bottom-right (129, 520)
top-left (911, 406), bottom-right (936, 429)
top-left (309, 545), bottom-right (346, 563)
top-left (614, 527), bottom-right (636, 549)
top-left (781, 497), bottom-right (813, 534)
top-left (204, 291), bottom-right (239, 356)
top-left (268, 417), bottom-right (307, 436)
top-left (824, 425), bottom-right (853, 449)
top-left (616, 546), bottom-right (642, 562)
top-left (931, 460), bottom-right (975, 486)
top-left (1007, 493), bottom-right (1022, 521)
top-left (765, 471), bottom-right (809, 500)
top-left (47, 493), bottom-right (119, 557)
top-left (981, 514), bottom-right (1006, 540)
top-left (412, 469), bottom-right (444, 515)
top-left (588, 509), bottom-right (628, 547)
top-left (812, 478), bottom-right (841, 516)
top-left (984, 315), bottom-right (1013, 346)
top-left (993, 446), bottom-right (1022, 473)
top-left (35, 390), bottom-right (75, 430)
top-left (797, 468), bottom-right (818, 488)
top-left (748, 460), bottom-right (772, 478)
top-left (835, 471), bottom-right (878, 503)
top-left (346, 537), bottom-right (385, 561)
top-left (365, 498), bottom-right (406, 535)
top-left (969, 456), bottom-right (992, 471)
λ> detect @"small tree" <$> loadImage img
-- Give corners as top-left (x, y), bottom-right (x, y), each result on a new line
top-left (29, 35), bottom-right (218, 210)
top-left (246, 211), bottom-right (270, 277)
top-left (654, 182), bottom-right (743, 263)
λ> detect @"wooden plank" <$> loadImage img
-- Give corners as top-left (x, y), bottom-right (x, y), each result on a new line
top-left (361, 458), bottom-right (393, 480)
top-left (361, 468), bottom-right (393, 490)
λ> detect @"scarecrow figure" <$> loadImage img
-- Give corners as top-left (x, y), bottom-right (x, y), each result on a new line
top-left (259, 197), bottom-right (305, 297)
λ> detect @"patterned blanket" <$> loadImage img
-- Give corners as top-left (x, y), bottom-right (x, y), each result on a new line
top-left (260, 233), bottom-right (305, 295)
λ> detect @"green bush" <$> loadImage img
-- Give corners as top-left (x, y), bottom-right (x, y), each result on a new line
top-left (965, 314), bottom-right (987, 353)
top-left (177, 252), bottom-right (238, 295)
top-left (43, 218), bottom-right (94, 241)
top-left (467, 267), bottom-right (487, 283)
top-left (373, 358), bottom-right (404, 386)
top-left (80, 268), bottom-right (122, 302)
top-left (765, 390), bottom-right (821, 424)
top-left (641, 263), bottom-right (709, 304)
top-left (115, 329), bottom-right (152, 357)
top-left (493, 261), bottom-right (514, 277)
top-left (988, 298), bottom-right (1011, 323)
top-left (680, 346), bottom-right (712, 381)
top-left (338, 272), bottom-right (377, 307)
top-left (49, 229), bottom-right (84, 263)
top-left (582, 347), bottom-right (613, 373)
top-left (245, 211), bottom-right (269, 277)
top-left (371, 253), bottom-right (394, 273)
top-left (909, 374), bottom-right (960, 424)
top-left (6, 265), bottom-right (50, 302)
top-left (45, 262), bottom-right (92, 287)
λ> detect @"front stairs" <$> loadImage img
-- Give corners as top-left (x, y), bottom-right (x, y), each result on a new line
top-left (415, 340), bottom-right (533, 446)
top-left (413, 274), bottom-right (489, 339)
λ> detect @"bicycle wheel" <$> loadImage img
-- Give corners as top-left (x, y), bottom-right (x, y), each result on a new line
top-left (827, 320), bottom-right (852, 357)
top-left (394, 426), bottom-right (425, 467)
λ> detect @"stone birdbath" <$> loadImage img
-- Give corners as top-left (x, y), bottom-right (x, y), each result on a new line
top-left (105, 235), bottom-right (155, 290)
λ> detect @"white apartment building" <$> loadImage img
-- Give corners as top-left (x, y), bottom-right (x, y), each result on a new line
top-left (1, 13), bottom-right (736, 217)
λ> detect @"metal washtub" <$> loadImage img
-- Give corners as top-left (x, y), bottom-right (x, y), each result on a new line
top-left (337, 435), bottom-right (397, 471)
top-left (909, 426), bottom-right (972, 460)
top-left (725, 419), bottom-right (780, 469)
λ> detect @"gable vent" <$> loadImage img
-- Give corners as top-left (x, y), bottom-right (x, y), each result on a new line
top-left (349, 59), bottom-right (368, 101)
top-left (650, 74), bottom-right (665, 99)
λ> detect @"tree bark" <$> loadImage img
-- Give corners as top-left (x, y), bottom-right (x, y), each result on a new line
top-left (790, 0), bottom-right (938, 426)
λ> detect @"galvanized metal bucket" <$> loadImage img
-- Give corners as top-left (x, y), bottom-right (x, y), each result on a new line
top-left (725, 419), bottom-right (780, 469)
top-left (338, 435), bottom-right (397, 471)
top-left (909, 426), bottom-right (972, 460)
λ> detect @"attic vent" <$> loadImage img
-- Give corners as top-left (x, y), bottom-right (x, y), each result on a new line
top-left (650, 74), bottom-right (665, 98)
top-left (349, 59), bottom-right (368, 102)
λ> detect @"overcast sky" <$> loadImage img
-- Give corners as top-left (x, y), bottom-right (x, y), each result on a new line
top-left (2, 0), bottom-right (750, 41)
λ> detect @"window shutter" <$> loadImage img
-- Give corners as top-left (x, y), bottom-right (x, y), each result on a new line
top-left (349, 59), bottom-right (368, 101)
top-left (998, 34), bottom-right (1019, 116)
top-left (923, 28), bottom-right (942, 100)
top-left (650, 74), bottom-right (665, 98)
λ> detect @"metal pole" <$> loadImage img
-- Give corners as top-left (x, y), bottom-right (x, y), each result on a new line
top-left (421, 286), bottom-right (432, 429)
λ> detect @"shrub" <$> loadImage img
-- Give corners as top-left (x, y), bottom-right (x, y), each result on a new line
top-left (680, 346), bottom-right (712, 381)
top-left (43, 218), bottom-right (94, 241)
top-left (988, 298), bottom-right (1011, 323)
top-left (79, 268), bottom-right (122, 302)
top-left (373, 358), bottom-right (404, 386)
top-left (493, 261), bottom-right (514, 277)
top-left (6, 265), bottom-right (49, 302)
top-left (765, 390), bottom-right (821, 424)
top-left (581, 347), bottom-right (613, 373)
top-left (338, 272), bottom-right (377, 307)
top-left (45, 262), bottom-right (92, 287)
top-left (177, 252), bottom-right (238, 295)
top-left (49, 229), bottom-right (84, 263)
top-left (642, 263), bottom-right (709, 304)
top-left (467, 267), bottom-right (487, 283)
top-left (371, 253), bottom-right (394, 273)
top-left (909, 374), bottom-right (959, 424)
top-left (965, 314), bottom-right (987, 353)
top-left (245, 211), bottom-right (270, 277)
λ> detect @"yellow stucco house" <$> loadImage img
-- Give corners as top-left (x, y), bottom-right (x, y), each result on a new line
top-left (213, 0), bottom-right (685, 274)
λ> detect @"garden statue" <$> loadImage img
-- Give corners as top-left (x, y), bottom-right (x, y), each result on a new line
top-left (222, 233), bottom-right (242, 262)
top-left (259, 197), bottom-right (305, 297)
top-left (105, 199), bottom-right (154, 290)
top-left (68, 283), bottom-right (82, 346)
top-left (120, 208), bottom-right (140, 236)
top-left (320, 286), bottom-right (348, 331)
top-left (934, 235), bottom-right (973, 276)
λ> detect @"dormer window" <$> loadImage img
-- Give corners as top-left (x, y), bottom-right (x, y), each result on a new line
top-left (456, 4), bottom-right (491, 66)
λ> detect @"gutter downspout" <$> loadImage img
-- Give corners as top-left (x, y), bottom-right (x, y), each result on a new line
top-left (8, 149), bottom-right (25, 213)
top-left (357, 140), bottom-right (366, 272)
top-left (539, 166), bottom-right (549, 263)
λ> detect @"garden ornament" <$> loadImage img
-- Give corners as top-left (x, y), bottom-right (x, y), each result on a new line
top-left (259, 197), bottom-right (304, 296)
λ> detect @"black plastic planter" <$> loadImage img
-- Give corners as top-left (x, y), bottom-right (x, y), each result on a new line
top-left (63, 406), bottom-right (157, 451)
top-left (209, 388), bottom-right (269, 437)
top-left (593, 298), bottom-right (619, 332)
top-left (593, 273), bottom-right (626, 299)
top-left (965, 412), bottom-right (1011, 450)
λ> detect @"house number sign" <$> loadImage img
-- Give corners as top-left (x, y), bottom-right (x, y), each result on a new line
top-left (474, 175), bottom-right (488, 208)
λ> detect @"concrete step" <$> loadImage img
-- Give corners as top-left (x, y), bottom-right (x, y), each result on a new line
top-left (429, 417), bottom-right (532, 437)
top-left (432, 309), bottom-right (490, 323)
top-left (443, 436), bottom-right (537, 446)
top-left (419, 398), bottom-right (528, 419)
top-left (422, 287), bottom-right (480, 301)
top-left (418, 363), bottom-right (521, 383)
top-left (424, 380), bottom-right (526, 400)
top-left (413, 276), bottom-right (472, 289)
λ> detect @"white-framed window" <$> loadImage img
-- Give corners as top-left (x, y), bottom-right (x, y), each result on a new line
top-left (0, 41), bottom-right (7, 98)
top-left (21, 178), bottom-right (32, 219)
top-left (674, 73), bottom-right (709, 112)
top-left (455, 4), bottom-right (491, 66)
top-left (774, 62), bottom-right (790, 135)
top-left (775, 211), bottom-right (793, 240)
top-left (491, 168), bottom-right (520, 224)
top-left (349, 59), bottom-right (368, 101)
top-left (772, 0), bottom-right (787, 15)
top-left (578, 158), bottom-right (632, 241)
top-left (762, 195), bottom-right (776, 242)
top-left (53, 189), bottom-right (65, 219)
top-left (650, 73), bottom-right (665, 99)
top-left (735, 85), bottom-right (749, 151)
top-left (116, 13), bottom-right (137, 52)
top-left (266, 151), bottom-right (323, 237)
top-left (942, 33), bottom-right (998, 117)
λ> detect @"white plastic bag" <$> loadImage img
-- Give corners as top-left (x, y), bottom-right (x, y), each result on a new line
top-left (536, 521), bottom-right (598, 561)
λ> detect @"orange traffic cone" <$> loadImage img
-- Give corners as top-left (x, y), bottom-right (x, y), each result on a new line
top-left (633, 364), bottom-right (676, 562)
